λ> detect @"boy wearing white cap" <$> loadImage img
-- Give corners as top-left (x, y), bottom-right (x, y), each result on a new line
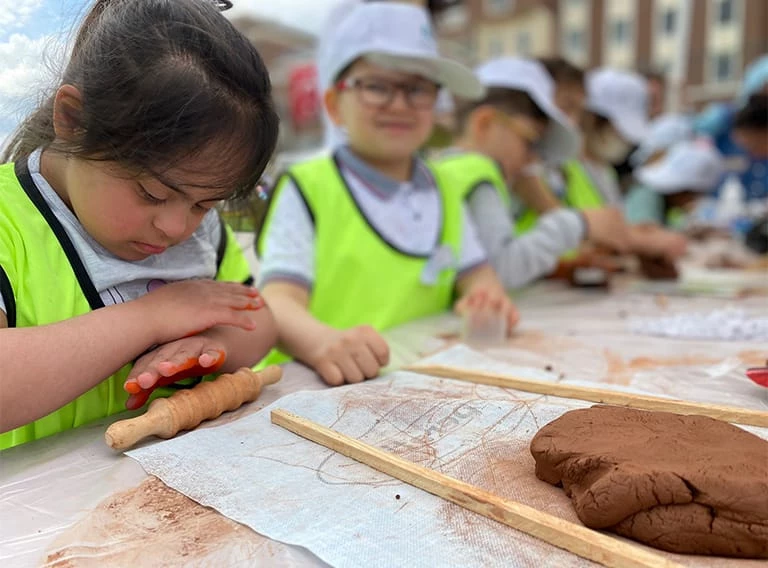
top-left (627, 140), bottom-right (725, 228)
top-left (257, 3), bottom-right (518, 386)
top-left (431, 57), bottom-right (629, 288)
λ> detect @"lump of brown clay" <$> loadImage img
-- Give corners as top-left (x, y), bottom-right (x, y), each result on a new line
top-left (530, 406), bottom-right (768, 558)
top-left (638, 254), bottom-right (679, 280)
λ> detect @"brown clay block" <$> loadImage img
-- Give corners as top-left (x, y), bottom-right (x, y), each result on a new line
top-left (530, 405), bottom-right (768, 558)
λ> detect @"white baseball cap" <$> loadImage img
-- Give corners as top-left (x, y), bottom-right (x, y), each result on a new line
top-left (323, 3), bottom-right (484, 100)
top-left (587, 68), bottom-right (650, 145)
top-left (630, 113), bottom-right (694, 166)
top-left (474, 57), bottom-right (581, 164)
top-left (635, 139), bottom-right (725, 194)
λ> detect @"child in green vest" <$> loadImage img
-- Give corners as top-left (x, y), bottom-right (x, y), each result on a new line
top-left (258, 3), bottom-right (519, 386)
top-left (433, 57), bottom-right (631, 288)
top-left (575, 68), bottom-right (689, 261)
top-left (0, 0), bottom-right (280, 449)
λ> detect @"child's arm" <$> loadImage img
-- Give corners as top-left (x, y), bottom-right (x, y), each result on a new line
top-left (467, 183), bottom-right (585, 288)
top-left (262, 281), bottom-right (389, 386)
top-left (0, 280), bottom-right (263, 433)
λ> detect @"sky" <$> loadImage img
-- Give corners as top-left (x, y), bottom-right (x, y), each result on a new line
top-left (0, 0), bottom-right (342, 147)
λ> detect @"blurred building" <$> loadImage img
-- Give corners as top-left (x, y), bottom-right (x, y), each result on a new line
top-left (227, 14), bottom-right (320, 152)
top-left (434, 0), bottom-right (768, 110)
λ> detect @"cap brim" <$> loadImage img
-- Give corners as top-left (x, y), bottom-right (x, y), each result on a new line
top-left (528, 90), bottom-right (581, 164)
top-left (367, 52), bottom-right (485, 100)
top-left (613, 112), bottom-right (649, 146)
top-left (636, 164), bottom-right (690, 194)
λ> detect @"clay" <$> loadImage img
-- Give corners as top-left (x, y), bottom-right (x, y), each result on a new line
top-left (530, 405), bottom-right (768, 558)
top-left (638, 254), bottom-right (679, 280)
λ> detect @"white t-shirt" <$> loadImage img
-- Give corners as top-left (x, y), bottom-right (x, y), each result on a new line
top-left (258, 146), bottom-right (488, 289)
top-left (0, 149), bottom-right (227, 315)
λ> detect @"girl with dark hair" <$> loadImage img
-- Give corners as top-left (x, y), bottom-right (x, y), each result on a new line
top-left (0, 0), bottom-right (280, 449)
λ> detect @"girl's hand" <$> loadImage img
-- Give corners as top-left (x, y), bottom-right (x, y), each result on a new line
top-left (136, 280), bottom-right (265, 345)
top-left (454, 288), bottom-right (520, 337)
top-left (123, 336), bottom-right (227, 409)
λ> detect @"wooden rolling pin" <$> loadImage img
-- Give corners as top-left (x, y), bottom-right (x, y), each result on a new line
top-left (105, 365), bottom-right (282, 450)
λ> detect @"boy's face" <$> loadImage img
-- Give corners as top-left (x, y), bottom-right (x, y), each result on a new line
top-left (554, 82), bottom-right (586, 128)
top-left (474, 107), bottom-right (546, 180)
top-left (326, 59), bottom-right (438, 162)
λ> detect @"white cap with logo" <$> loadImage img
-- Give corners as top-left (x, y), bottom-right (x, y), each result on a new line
top-left (635, 139), bottom-right (725, 194)
top-left (474, 57), bottom-right (581, 164)
top-left (323, 2), bottom-right (484, 100)
top-left (630, 113), bottom-right (694, 166)
top-left (587, 68), bottom-right (650, 145)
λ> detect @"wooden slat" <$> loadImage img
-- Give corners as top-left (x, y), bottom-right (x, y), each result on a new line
top-left (271, 409), bottom-right (684, 568)
top-left (404, 364), bottom-right (768, 427)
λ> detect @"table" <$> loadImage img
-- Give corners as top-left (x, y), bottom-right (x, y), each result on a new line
top-left (2, 273), bottom-right (766, 567)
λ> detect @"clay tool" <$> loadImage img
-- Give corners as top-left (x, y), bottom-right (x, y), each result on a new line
top-left (404, 363), bottom-right (768, 427)
top-left (271, 409), bottom-right (684, 568)
top-left (746, 366), bottom-right (768, 387)
top-left (105, 365), bottom-right (282, 450)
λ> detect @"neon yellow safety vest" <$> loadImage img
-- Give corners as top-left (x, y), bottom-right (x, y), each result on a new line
top-left (429, 152), bottom-right (510, 208)
top-left (516, 160), bottom-right (606, 235)
top-left (0, 161), bottom-right (251, 450)
top-left (257, 155), bottom-right (464, 366)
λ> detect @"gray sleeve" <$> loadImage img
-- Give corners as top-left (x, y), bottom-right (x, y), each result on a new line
top-left (466, 183), bottom-right (585, 289)
top-left (256, 178), bottom-right (315, 290)
top-left (457, 203), bottom-right (488, 274)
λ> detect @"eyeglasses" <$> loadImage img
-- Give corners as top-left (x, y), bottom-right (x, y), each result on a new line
top-left (335, 76), bottom-right (440, 110)
top-left (495, 110), bottom-right (543, 151)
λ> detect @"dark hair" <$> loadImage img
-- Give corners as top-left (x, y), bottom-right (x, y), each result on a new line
top-left (539, 57), bottom-right (584, 87)
top-left (734, 94), bottom-right (768, 131)
top-left (3, 0), bottom-right (279, 200)
top-left (455, 87), bottom-right (548, 133)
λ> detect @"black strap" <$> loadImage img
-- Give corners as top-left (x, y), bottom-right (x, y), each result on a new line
top-left (216, 215), bottom-right (228, 271)
top-left (15, 161), bottom-right (105, 312)
top-left (0, 265), bottom-right (16, 328)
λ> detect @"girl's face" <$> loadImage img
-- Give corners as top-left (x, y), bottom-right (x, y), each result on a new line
top-left (56, 156), bottom-right (229, 261)
top-left (326, 59), bottom-right (438, 163)
top-left (586, 122), bottom-right (633, 165)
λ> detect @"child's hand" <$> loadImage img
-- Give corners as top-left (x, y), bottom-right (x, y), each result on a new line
top-left (123, 336), bottom-right (227, 410)
top-left (137, 280), bottom-right (265, 345)
top-left (305, 326), bottom-right (390, 386)
top-left (454, 288), bottom-right (520, 336)
top-left (630, 225), bottom-right (688, 261)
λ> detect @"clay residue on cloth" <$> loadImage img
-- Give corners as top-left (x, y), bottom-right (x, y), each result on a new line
top-left (44, 476), bottom-right (273, 567)
top-left (530, 406), bottom-right (768, 558)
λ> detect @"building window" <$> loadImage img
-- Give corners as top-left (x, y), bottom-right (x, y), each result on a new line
top-left (712, 52), bottom-right (735, 82)
top-left (488, 35), bottom-right (504, 57)
top-left (566, 29), bottom-right (584, 52)
top-left (516, 31), bottom-right (531, 55)
top-left (485, 0), bottom-right (513, 16)
top-left (716, 0), bottom-right (733, 25)
top-left (661, 8), bottom-right (677, 34)
top-left (610, 19), bottom-right (630, 44)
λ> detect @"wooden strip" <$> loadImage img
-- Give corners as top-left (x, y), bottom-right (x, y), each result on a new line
top-left (271, 409), bottom-right (684, 568)
top-left (404, 364), bottom-right (768, 428)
